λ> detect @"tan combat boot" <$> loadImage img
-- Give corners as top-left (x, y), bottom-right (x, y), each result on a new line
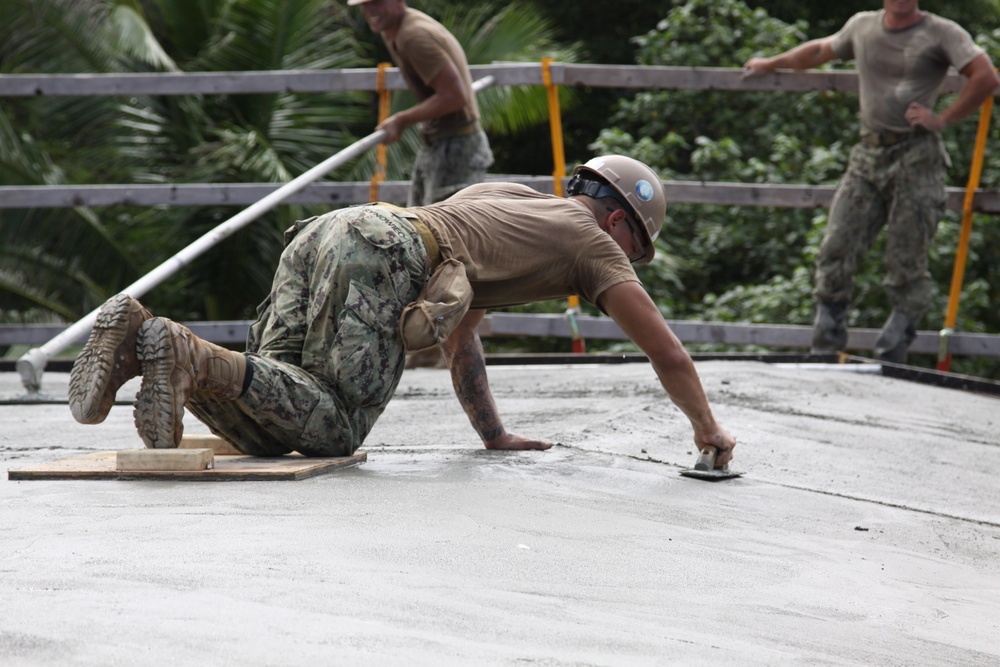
top-left (69, 294), bottom-right (153, 424)
top-left (133, 317), bottom-right (247, 449)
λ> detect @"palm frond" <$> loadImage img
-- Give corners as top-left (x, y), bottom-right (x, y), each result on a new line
top-left (108, 1), bottom-right (180, 71)
top-left (0, 0), bottom-right (118, 74)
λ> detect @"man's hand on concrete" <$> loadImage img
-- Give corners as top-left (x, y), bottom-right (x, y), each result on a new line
top-left (484, 433), bottom-right (553, 451)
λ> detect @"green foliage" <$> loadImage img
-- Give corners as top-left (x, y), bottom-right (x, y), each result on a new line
top-left (109, 0), bottom-right (372, 320)
top-left (747, 0), bottom-right (1000, 39)
top-left (0, 0), bottom-right (370, 322)
top-left (1, 0), bottom-right (584, 326)
top-left (0, 0), bottom-right (145, 319)
top-left (591, 0), bottom-right (855, 327)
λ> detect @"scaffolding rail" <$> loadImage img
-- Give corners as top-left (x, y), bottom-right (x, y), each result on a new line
top-left (4, 64), bottom-right (999, 392)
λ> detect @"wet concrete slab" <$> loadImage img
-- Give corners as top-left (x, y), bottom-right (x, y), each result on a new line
top-left (1, 361), bottom-right (998, 665)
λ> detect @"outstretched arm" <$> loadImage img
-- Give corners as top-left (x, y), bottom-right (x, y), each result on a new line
top-left (598, 282), bottom-right (736, 466)
top-left (743, 37), bottom-right (837, 78)
top-left (441, 308), bottom-right (552, 451)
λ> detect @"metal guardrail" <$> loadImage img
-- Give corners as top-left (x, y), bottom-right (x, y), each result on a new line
top-left (0, 63), bottom-right (984, 97)
top-left (4, 179), bottom-right (1000, 212)
top-left (5, 65), bottom-right (999, 212)
top-left (4, 313), bottom-right (999, 358)
top-left (4, 64), bottom-right (998, 386)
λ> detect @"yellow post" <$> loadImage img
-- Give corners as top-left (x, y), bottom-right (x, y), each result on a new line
top-left (937, 95), bottom-right (993, 372)
top-left (369, 63), bottom-right (392, 202)
top-left (542, 57), bottom-right (585, 353)
top-left (541, 57), bottom-right (567, 196)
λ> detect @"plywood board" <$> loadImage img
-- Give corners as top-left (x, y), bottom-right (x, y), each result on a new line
top-left (8, 450), bottom-right (366, 481)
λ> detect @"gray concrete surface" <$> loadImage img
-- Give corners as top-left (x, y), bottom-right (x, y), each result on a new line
top-left (1, 361), bottom-right (998, 666)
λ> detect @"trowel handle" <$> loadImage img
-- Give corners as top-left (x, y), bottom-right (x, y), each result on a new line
top-left (693, 446), bottom-right (717, 471)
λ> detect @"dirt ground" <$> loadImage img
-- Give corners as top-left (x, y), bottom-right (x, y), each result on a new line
top-left (1, 360), bottom-right (998, 665)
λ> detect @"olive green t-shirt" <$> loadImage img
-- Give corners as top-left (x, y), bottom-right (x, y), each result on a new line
top-left (411, 183), bottom-right (640, 310)
top-left (831, 10), bottom-right (984, 133)
top-left (384, 8), bottom-right (479, 140)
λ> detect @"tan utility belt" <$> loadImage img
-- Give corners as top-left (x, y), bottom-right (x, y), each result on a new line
top-left (859, 127), bottom-right (930, 147)
top-left (422, 120), bottom-right (481, 145)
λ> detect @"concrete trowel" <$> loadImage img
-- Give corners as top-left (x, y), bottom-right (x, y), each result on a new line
top-left (679, 445), bottom-right (743, 481)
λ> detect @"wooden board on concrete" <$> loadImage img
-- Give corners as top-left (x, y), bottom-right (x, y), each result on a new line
top-left (117, 448), bottom-right (214, 472)
top-left (8, 450), bottom-right (366, 481)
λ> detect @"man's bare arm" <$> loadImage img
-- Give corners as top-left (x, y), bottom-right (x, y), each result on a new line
top-left (598, 282), bottom-right (736, 465)
top-left (377, 59), bottom-right (469, 143)
top-left (441, 308), bottom-right (552, 451)
top-left (743, 37), bottom-right (837, 78)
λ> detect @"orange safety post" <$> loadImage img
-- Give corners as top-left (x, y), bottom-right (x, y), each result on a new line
top-left (541, 57), bottom-right (567, 197)
top-left (937, 95), bottom-right (993, 372)
top-left (542, 57), bottom-right (586, 354)
top-left (369, 63), bottom-right (392, 202)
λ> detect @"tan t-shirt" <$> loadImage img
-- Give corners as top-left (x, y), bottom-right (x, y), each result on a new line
top-left (385, 8), bottom-right (479, 140)
top-left (830, 10), bottom-right (984, 133)
top-left (411, 183), bottom-right (640, 310)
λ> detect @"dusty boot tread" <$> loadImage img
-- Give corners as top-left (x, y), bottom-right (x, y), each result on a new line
top-left (134, 318), bottom-right (183, 449)
top-left (68, 294), bottom-right (139, 424)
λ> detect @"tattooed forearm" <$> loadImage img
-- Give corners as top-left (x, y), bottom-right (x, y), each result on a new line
top-left (446, 331), bottom-right (505, 443)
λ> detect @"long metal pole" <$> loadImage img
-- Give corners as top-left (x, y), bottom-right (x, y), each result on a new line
top-left (16, 76), bottom-right (494, 394)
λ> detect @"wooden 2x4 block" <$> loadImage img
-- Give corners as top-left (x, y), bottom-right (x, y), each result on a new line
top-left (116, 448), bottom-right (214, 472)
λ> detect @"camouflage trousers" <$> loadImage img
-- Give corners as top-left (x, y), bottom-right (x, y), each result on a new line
top-left (815, 132), bottom-right (946, 322)
top-left (408, 128), bottom-right (494, 206)
top-left (188, 206), bottom-right (428, 457)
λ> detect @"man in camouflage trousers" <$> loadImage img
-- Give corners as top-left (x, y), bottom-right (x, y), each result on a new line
top-left (190, 206), bottom-right (428, 456)
top-left (67, 155), bottom-right (738, 468)
top-left (744, 0), bottom-right (1000, 362)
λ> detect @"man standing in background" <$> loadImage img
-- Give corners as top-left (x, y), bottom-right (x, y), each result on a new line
top-left (743, 0), bottom-right (999, 363)
top-left (350, 0), bottom-right (493, 207)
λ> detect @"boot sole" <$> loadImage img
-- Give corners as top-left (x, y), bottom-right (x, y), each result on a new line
top-left (68, 294), bottom-right (138, 424)
top-left (134, 318), bottom-right (182, 448)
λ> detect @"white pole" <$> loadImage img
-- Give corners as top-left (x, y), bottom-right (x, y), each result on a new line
top-left (16, 76), bottom-right (494, 394)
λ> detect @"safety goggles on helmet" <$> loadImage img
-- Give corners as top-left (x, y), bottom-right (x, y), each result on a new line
top-left (568, 176), bottom-right (646, 263)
